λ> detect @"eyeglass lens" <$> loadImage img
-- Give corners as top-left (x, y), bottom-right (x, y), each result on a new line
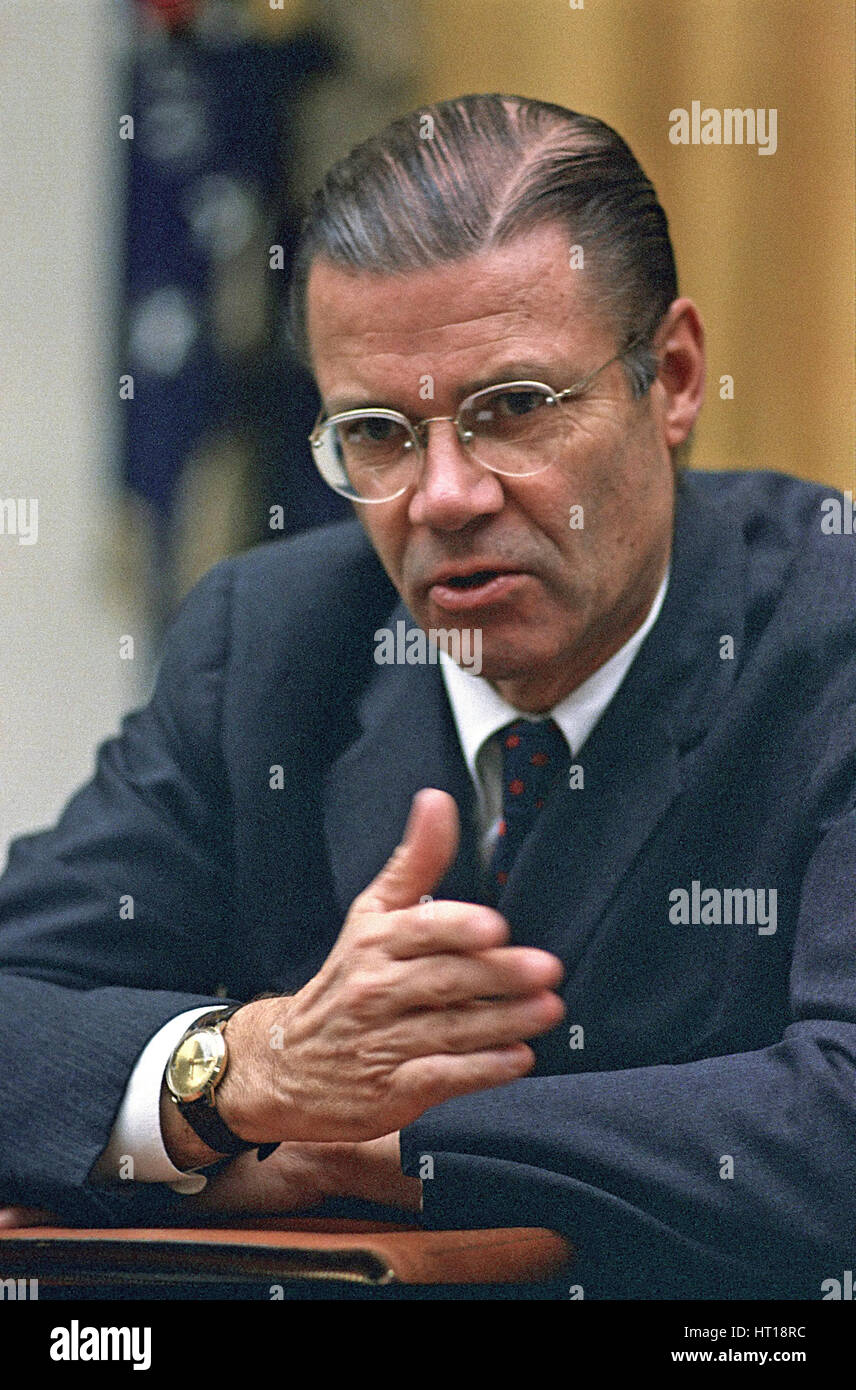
top-left (313, 383), bottom-right (566, 501)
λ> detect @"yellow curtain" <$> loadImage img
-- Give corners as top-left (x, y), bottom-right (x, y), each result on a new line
top-left (417, 0), bottom-right (855, 493)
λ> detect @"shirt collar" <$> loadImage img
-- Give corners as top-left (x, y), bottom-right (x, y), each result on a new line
top-left (439, 561), bottom-right (670, 776)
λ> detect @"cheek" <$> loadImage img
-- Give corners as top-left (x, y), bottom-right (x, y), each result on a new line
top-left (355, 511), bottom-right (408, 583)
top-left (530, 441), bottom-right (627, 552)
top-left (537, 423), bottom-right (667, 577)
top-left (576, 410), bottom-right (666, 512)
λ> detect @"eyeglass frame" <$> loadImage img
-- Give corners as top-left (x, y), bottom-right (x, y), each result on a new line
top-left (308, 330), bottom-right (656, 503)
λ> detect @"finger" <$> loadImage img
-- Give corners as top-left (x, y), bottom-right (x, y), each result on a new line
top-left (394, 1043), bottom-right (537, 1110)
top-left (355, 789), bottom-right (459, 914)
top-left (0, 1205), bottom-right (57, 1228)
top-left (376, 902), bottom-right (511, 958)
top-left (378, 947), bottom-right (564, 1011)
top-left (385, 989), bottom-right (566, 1056)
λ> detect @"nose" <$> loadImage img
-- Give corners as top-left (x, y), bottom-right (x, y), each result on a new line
top-left (407, 419), bottom-right (505, 531)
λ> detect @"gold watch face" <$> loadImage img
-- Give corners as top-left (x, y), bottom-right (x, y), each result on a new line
top-left (167, 1029), bottom-right (227, 1103)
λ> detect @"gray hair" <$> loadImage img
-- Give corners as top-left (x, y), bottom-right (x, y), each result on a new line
top-left (288, 92), bottom-right (678, 409)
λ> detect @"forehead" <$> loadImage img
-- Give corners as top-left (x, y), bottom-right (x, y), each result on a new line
top-left (305, 222), bottom-right (616, 404)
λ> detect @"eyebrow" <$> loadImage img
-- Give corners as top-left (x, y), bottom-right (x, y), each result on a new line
top-left (323, 362), bottom-right (587, 415)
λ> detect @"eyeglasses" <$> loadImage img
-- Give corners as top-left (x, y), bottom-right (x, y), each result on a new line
top-left (308, 334), bottom-right (652, 503)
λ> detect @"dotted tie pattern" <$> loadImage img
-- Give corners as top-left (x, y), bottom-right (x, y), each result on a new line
top-left (487, 718), bottom-right (570, 900)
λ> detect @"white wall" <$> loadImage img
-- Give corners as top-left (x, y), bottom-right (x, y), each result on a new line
top-left (0, 0), bottom-right (147, 862)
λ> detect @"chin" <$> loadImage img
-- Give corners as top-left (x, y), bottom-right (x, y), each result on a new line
top-left (474, 640), bottom-right (552, 685)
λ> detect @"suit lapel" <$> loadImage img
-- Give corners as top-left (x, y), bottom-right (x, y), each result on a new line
top-left (323, 603), bottom-right (482, 916)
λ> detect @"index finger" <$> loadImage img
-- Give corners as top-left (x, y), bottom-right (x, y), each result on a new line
top-left (385, 900), bottom-right (511, 958)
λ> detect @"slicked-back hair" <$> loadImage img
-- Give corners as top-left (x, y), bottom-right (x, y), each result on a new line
top-left (288, 93), bottom-right (679, 406)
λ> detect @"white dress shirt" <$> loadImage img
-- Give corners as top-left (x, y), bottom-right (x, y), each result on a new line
top-left (90, 564), bottom-right (670, 1193)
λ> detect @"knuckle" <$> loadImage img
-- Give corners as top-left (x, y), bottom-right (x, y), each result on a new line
top-left (413, 1053), bottom-right (447, 1096)
top-left (396, 914), bottom-right (432, 954)
top-left (350, 1062), bottom-right (388, 1103)
top-left (344, 968), bottom-right (389, 1020)
top-left (350, 918), bottom-right (388, 951)
top-left (439, 1015), bottom-right (481, 1054)
top-left (345, 888), bottom-right (373, 920)
top-left (345, 899), bottom-right (384, 936)
top-left (423, 966), bottom-right (464, 1008)
top-left (352, 1033), bottom-right (399, 1074)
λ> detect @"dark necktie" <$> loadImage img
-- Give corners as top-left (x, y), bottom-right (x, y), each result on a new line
top-left (487, 718), bottom-right (570, 900)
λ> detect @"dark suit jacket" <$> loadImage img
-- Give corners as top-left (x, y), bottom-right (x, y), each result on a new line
top-left (1, 469), bottom-right (855, 1298)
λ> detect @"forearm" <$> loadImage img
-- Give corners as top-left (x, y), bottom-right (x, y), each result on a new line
top-left (399, 1022), bottom-right (856, 1286)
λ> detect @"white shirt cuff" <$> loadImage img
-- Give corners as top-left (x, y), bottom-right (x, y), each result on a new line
top-left (90, 1006), bottom-right (225, 1195)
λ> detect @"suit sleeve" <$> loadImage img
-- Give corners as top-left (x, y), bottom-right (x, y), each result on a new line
top-left (0, 559), bottom-right (241, 1226)
top-left (399, 798), bottom-right (856, 1298)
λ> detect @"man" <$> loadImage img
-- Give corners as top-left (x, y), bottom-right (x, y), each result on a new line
top-left (1, 94), bottom-right (854, 1299)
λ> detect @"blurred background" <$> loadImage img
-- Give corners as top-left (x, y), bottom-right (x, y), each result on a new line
top-left (1, 0), bottom-right (853, 858)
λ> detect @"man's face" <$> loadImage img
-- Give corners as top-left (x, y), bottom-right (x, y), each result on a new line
top-left (306, 222), bottom-right (681, 711)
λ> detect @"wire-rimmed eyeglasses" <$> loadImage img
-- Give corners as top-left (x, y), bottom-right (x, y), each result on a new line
top-left (309, 332), bottom-right (653, 503)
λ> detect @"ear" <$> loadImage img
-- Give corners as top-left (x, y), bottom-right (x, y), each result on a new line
top-left (651, 297), bottom-right (705, 449)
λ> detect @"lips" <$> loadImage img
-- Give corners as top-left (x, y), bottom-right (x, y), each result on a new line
top-left (425, 565), bottom-right (528, 612)
top-left (427, 563), bottom-right (519, 589)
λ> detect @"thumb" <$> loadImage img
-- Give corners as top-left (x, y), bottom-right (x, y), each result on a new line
top-left (356, 788), bottom-right (460, 914)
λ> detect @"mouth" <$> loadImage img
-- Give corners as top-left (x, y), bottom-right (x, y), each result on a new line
top-left (426, 566), bottom-right (528, 612)
top-left (441, 569), bottom-right (505, 590)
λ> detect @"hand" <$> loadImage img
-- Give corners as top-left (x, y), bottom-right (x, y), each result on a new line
top-left (183, 1143), bottom-right (339, 1217)
top-left (0, 1205), bottom-right (57, 1228)
top-left (217, 788), bottom-right (565, 1144)
top-left (184, 1133), bottom-right (421, 1217)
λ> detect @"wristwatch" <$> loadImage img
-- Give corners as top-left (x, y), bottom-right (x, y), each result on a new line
top-left (165, 1005), bottom-right (262, 1157)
